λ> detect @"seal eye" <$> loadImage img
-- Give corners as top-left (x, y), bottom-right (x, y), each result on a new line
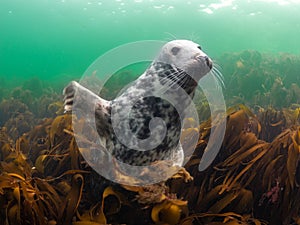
top-left (197, 46), bottom-right (202, 50)
top-left (171, 47), bottom-right (180, 55)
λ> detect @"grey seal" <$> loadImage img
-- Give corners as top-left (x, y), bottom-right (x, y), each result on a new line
top-left (63, 40), bottom-right (218, 167)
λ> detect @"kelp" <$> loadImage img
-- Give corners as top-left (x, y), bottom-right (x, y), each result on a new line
top-left (179, 212), bottom-right (268, 225)
top-left (168, 105), bottom-right (300, 225)
top-left (1, 56), bottom-right (300, 224)
top-left (0, 99), bottom-right (29, 126)
top-left (257, 106), bottom-right (300, 142)
top-left (0, 79), bottom-right (61, 141)
top-left (2, 103), bottom-right (300, 224)
top-left (219, 51), bottom-right (300, 108)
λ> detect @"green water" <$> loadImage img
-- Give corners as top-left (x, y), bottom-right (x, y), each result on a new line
top-left (1, 0), bottom-right (300, 89)
top-left (1, 2), bottom-right (300, 224)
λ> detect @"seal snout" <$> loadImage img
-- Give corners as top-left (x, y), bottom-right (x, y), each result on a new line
top-left (195, 55), bottom-right (213, 69)
top-left (204, 56), bottom-right (213, 69)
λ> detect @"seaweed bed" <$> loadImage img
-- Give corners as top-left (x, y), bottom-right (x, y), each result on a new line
top-left (0, 51), bottom-right (300, 225)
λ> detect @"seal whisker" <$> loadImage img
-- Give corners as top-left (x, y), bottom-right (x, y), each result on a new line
top-left (170, 71), bottom-right (193, 90)
top-left (171, 72), bottom-right (190, 90)
top-left (213, 67), bottom-right (224, 86)
top-left (158, 69), bottom-right (186, 86)
top-left (180, 75), bottom-right (192, 89)
top-left (164, 32), bottom-right (178, 41)
top-left (158, 70), bottom-right (188, 92)
top-left (212, 61), bottom-right (222, 71)
top-left (177, 76), bottom-right (187, 87)
top-left (211, 67), bottom-right (225, 89)
top-left (158, 73), bottom-right (180, 87)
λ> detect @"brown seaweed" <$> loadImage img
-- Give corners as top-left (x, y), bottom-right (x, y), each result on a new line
top-left (2, 103), bottom-right (299, 225)
top-left (1, 52), bottom-right (300, 224)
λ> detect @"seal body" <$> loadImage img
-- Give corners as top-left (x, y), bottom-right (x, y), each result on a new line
top-left (63, 40), bottom-right (213, 166)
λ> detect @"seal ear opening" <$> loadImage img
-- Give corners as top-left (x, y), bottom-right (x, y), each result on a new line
top-left (171, 47), bottom-right (180, 55)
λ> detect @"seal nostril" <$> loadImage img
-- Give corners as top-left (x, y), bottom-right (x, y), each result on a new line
top-left (196, 55), bottom-right (213, 69)
top-left (204, 56), bottom-right (213, 69)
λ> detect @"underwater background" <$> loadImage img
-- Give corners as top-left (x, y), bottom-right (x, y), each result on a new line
top-left (1, 0), bottom-right (300, 225)
top-left (1, 0), bottom-right (300, 88)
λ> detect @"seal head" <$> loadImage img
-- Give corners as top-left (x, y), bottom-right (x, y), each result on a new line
top-left (155, 40), bottom-right (212, 81)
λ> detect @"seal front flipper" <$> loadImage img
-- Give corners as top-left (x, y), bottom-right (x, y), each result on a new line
top-left (63, 81), bottom-right (78, 113)
top-left (63, 81), bottom-right (109, 112)
top-left (63, 81), bottom-right (111, 133)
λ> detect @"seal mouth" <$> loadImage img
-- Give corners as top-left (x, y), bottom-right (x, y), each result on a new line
top-left (195, 55), bottom-right (213, 69)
